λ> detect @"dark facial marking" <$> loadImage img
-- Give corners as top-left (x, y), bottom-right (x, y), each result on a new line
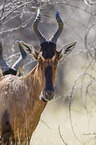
top-left (44, 66), bottom-right (54, 92)
top-left (40, 41), bottom-right (56, 59)
top-left (1, 110), bottom-right (14, 144)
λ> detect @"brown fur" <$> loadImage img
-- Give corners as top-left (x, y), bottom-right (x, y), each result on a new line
top-left (0, 39), bottom-right (76, 143)
top-left (0, 63), bottom-right (49, 142)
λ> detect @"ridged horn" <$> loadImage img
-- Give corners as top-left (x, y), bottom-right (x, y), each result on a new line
top-left (33, 9), bottom-right (47, 43)
top-left (50, 10), bottom-right (63, 43)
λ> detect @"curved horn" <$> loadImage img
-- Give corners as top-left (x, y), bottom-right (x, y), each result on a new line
top-left (50, 10), bottom-right (63, 43)
top-left (33, 9), bottom-right (47, 43)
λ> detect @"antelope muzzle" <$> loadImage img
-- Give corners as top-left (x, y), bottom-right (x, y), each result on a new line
top-left (40, 90), bottom-right (55, 102)
top-left (40, 65), bottom-right (55, 102)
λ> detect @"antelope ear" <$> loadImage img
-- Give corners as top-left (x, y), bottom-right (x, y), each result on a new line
top-left (16, 40), bottom-right (38, 60)
top-left (58, 42), bottom-right (77, 60)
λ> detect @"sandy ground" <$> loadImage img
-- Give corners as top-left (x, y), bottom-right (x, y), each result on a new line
top-left (31, 99), bottom-right (96, 145)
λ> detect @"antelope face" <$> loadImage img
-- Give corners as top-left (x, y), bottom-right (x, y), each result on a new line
top-left (17, 9), bottom-right (77, 102)
top-left (39, 41), bottom-right (57, 102)
top-left (18, 40), bottom-right (76, 102)
top-left (38, 41), bottom-right (76, 102)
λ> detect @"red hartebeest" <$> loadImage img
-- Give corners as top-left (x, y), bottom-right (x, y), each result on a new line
top-left (0, 40), bottom-right (27, 76)
top-left (0, 9), bottom-right (76, 144)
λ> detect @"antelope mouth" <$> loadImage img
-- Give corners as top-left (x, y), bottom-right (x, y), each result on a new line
top-left (40, 91), bottom-right (55, 102)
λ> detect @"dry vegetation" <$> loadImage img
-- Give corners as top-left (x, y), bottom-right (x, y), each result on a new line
top-left (0, 0), bottom-right (96, 144)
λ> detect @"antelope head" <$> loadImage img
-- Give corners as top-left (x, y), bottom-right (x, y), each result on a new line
top-left (18, 9), bottom-right (77, 102)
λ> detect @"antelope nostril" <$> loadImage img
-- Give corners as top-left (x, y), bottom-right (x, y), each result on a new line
top-left (44, 91), bottom-right (55, 101)
top-left (39, 91), bottom-right (55, 102)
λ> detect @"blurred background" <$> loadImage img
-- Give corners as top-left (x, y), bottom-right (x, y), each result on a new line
top-left (0, 0), bottom-right (96, 144)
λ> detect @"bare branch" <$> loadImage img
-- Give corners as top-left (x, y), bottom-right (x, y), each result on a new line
top-left (0, 14), bottom-right (35, 35)
top-left (0, 0), bottom-right (7, 19)
top-left (84, 23), bottom-right (96, 58)
top-left (84, 0), bottom-right (96, 6)
top-left (58, 126), bottom-right (68, 145)
top-left (0, 1), bottom-right (34, 24)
